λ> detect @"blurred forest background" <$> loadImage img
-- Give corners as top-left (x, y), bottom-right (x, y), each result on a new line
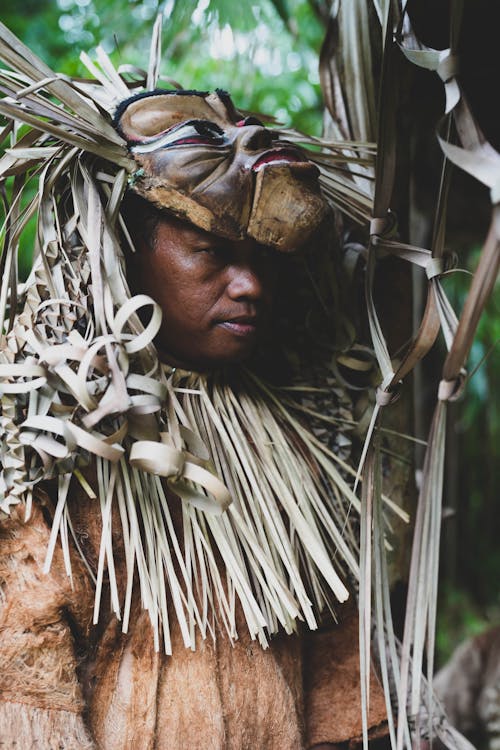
top-left (1, 0), bottom-right (498, 666)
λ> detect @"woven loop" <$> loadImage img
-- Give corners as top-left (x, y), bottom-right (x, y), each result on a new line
top-left (375, 383), bottom-right (401, 407)
top-left (425, 257), bottom-right (444, 279)
top-left (438, 376), bottom-right (464, 402)
top-left (437, 54), bottom-right (459, 83)
top-left (370, 216), bottom-right (390, 237)
top-left (129, 439), bottom-right (231, 514)
top-left (491, 178), bottom-right (500, 206)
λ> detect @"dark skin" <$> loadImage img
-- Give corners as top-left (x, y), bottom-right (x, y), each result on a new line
top-left (130, 213), bottom-right (278, 370)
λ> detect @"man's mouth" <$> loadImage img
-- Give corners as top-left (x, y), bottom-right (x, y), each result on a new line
top-left (251, 148), bottom-right (313, 173)
top-left (217, 316), bottom-right (259, 337)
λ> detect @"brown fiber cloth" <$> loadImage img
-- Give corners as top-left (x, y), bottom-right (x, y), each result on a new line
top-left (87, 601), bottom-right (387, 750)
top-left (0, 502), bottom-right (93, 714)
top-left (88, 603), bottom-right (305, 750)
top-left (1, 491), bottom-right (388, 749)
top-left (303, 611), bottom-right (388, 748)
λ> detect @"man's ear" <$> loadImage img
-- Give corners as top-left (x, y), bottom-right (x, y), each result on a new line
top-left (124, 246), bottom-right (140, 296)
top-left (121, 224), bottom-right (151, 297)
top-left (121, 190), bottom-right (160, 253)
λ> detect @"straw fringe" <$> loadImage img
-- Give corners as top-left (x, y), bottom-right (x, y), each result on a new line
top-left (66, 367), bottom-right (361, 651)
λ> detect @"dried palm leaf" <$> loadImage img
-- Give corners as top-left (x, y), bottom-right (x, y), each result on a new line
top-left (318, 2), bottom-right (499, 748)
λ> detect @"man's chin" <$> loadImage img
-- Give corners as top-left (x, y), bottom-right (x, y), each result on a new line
top-left (159, 341), bottom-right (258, 373)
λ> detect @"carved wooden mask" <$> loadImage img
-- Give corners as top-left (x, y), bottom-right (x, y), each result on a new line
top-left (115, 89), bottom-right (328, 251)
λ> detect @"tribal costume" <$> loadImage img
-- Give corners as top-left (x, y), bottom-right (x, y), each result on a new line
top-left (1, 5), bottom-right (495, 749)
top-left (0, 19), bottom-right (390, 750)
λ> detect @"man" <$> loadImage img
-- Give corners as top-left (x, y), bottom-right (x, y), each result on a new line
top-left (0, 28), bottom-right (390, 750)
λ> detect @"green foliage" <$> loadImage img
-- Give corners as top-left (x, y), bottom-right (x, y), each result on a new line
top-left (441, 253), bottom-right (500, 601)
top-left (2, 0), bottom-right (89, 74)
top-left (444, 249), bottom-right (500, 433)
top-left (1, 0), bottom-right (325, 133)
top-left (1, 1), bottom-right (326, 276)
top-left (433, 248), bottom-right (500, 669)
top-left (437, 583), bottom-right (500, 666)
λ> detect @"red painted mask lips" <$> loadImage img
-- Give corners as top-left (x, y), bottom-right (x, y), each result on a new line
top-left (251, 148), bottom-right (311, 172)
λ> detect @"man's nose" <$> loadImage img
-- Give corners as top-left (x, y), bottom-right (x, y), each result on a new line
top-left (226, 262), bottom-right (266, 302)
top-left (236, 125), bottom-right (274, 152)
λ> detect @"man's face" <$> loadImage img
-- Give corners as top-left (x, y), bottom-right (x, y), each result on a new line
top-left (132, 213), bottom-right (277, 370)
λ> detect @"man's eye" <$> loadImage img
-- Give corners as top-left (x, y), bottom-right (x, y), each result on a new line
top-left (256, 246), bottom-right (279, 266)
top-left (198, 246), bottom-right (226, 258)
top-left (259, 247), bottom-right (273, 260)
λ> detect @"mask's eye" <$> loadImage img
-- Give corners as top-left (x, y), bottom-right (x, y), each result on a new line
top-left (236, 116), bottom-right (264, 127)
top-left (131, 120), bottom-right (226, 153)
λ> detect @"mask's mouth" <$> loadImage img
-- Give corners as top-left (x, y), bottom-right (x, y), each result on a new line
top-left (251, 148), bottom-right (313, 173)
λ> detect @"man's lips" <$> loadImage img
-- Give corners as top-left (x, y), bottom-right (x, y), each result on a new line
top-left (216, 316), bottom-right (259, 337)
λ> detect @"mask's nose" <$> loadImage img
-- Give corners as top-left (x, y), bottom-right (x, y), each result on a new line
top-left (235, 125), bottom-right (274, 152)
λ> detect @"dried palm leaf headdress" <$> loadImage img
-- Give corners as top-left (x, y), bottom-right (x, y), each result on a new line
top-left (0, 16), bottom-right (384, 655)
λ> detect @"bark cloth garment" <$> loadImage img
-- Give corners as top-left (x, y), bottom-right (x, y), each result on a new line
top-left (0, 482), bottom-right (388, 750)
